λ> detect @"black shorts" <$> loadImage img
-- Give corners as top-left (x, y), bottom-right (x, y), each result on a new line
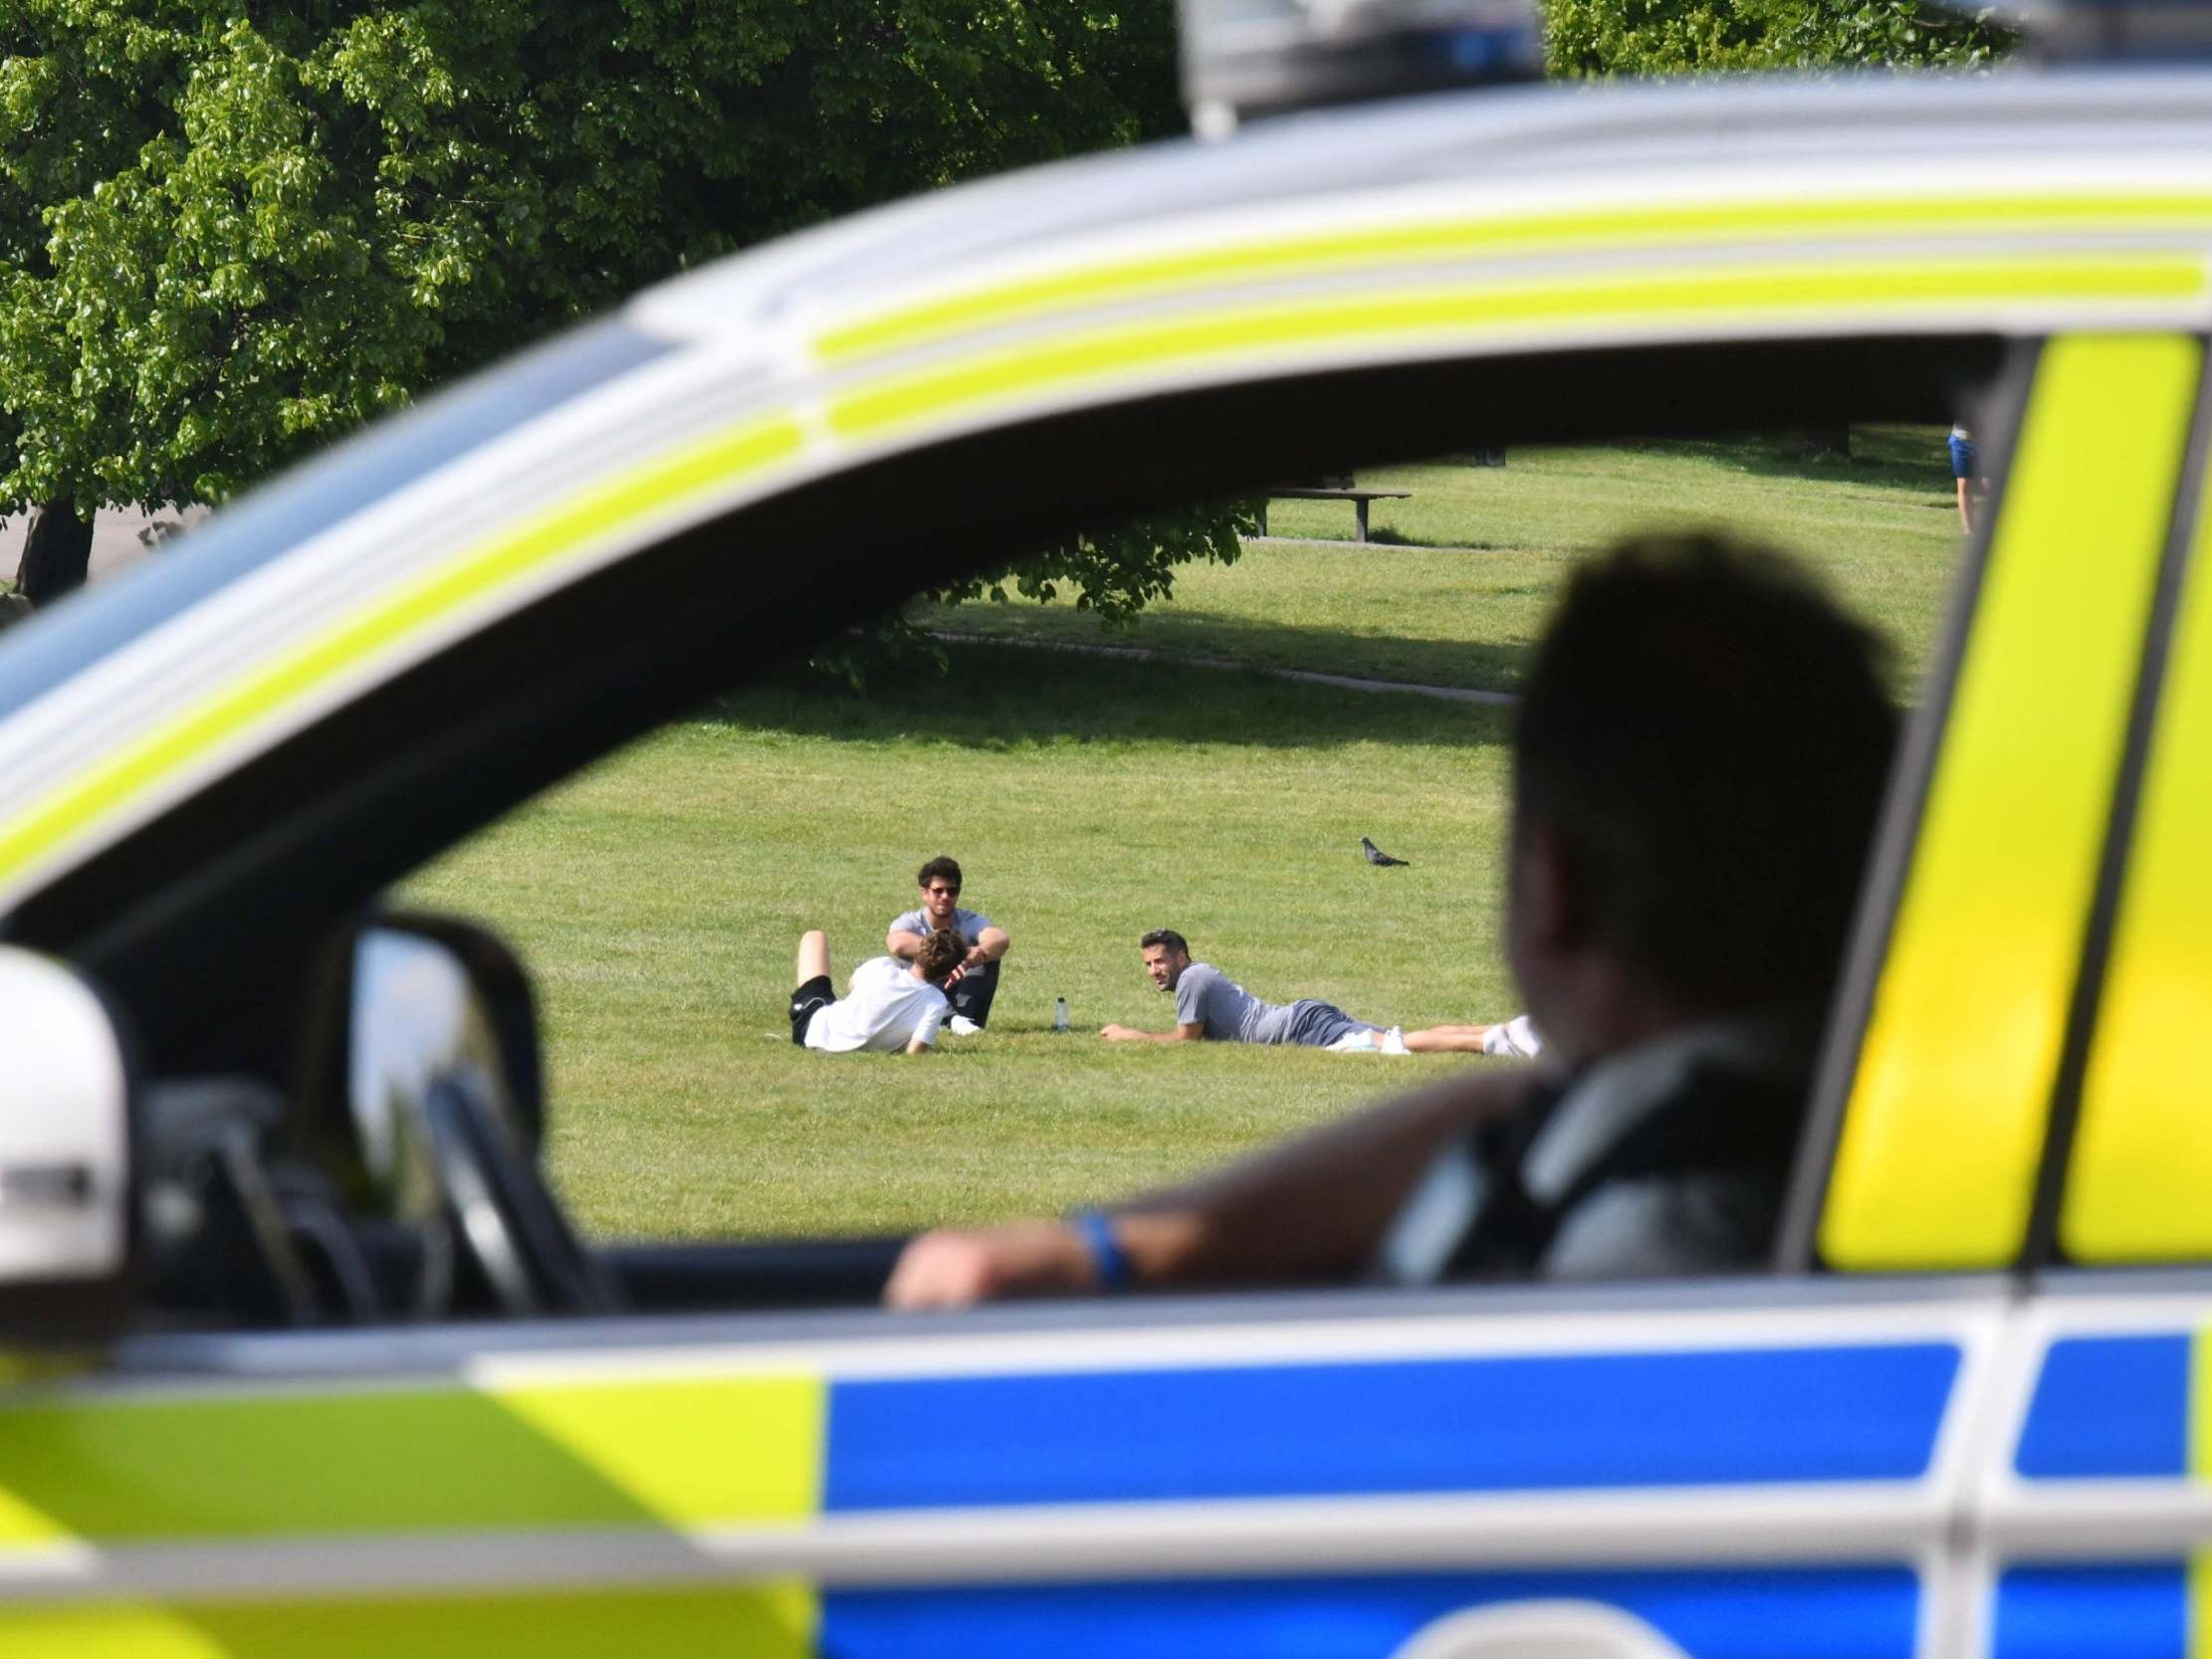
top-left (789, 974), bottom-right (835, 1046)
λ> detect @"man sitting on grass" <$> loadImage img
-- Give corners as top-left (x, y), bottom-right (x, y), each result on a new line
top-left (887, 856), bottom-right (1010, 1035)
top-left (789, 927), bottom-right (968, 1055)
top-left (888, 532), bottom-right (1897, 1304)
top-left (1100, 929), bottom-right (1530, 1056)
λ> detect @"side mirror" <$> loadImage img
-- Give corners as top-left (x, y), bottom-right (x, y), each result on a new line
top-left (0, 946), bottom-right (132, 1335)
top-left (346, 916), bottom-right (616, 1317)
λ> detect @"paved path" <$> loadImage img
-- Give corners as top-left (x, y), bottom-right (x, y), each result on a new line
top-left (927, 629), bottom-right (1516, 707)
top-left (0, 504), bottom-right (209, 586)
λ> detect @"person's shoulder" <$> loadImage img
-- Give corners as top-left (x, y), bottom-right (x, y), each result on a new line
top-left (957, 906), bottom-right (994, 933)
top-left (889, 908), bottom-right (926, 932)
top-left (1180, 962), bottom-right (1222, 992)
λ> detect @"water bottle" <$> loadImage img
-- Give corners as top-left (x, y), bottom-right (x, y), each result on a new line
top-left (1054, 996), bottom-right (1070, 1033)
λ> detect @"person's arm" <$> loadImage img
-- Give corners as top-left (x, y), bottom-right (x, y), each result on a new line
top-left (904, 998), bottom-right (950, 1056)
top-left (883, 1066), bottom-right (1536, 1307)
top-left (967, 925), bottom-right (1010, 967)
top-left (1100, 1021), bottom-right (1205, 1042)
top-left (887, 928), bottom-right (927, 959)
top-left (1099, 963), bottom-right (1210, 1041)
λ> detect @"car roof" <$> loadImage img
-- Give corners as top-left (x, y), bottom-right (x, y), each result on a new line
top-left (637, 65), bottom-right (2212, 337)
top-left (0, 65), bottom-right (2204, 1064)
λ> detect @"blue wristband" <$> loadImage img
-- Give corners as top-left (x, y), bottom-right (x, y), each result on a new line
top-left (1070, 1210), bottom-right (1131, 1292)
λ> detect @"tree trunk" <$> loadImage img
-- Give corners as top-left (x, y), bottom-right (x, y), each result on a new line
top-left (16, 499), bottom-right (94, 606)
top-left (1799, 425), bottom-right (1853, 463)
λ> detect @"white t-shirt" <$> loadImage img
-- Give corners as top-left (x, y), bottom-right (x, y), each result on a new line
top-left (804, 956), bottom-right (950, 1053)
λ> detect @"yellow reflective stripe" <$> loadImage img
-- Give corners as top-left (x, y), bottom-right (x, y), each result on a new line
top-left (2195, 1554), bottom-right (2212, 1659)
top-left (1, 237), bottom-right (2203, 912)
top-left (1822, 333), bottom-right (2200, 1271)
top-left (2066, 445), bottom-right (2212, 1260)
top-left (0, 414), bottom-right (802, 897)
top-left (828, 254), bottom-right (2205, 443)
top-left (497, 1373), bottom-right (822, 1526)
top-left (0, 1371), bottom-right (821, 1542)
top-left (0, 1581), bottom-right (813, 1658)
top-left (820, 190), bottom-right (2212, 362)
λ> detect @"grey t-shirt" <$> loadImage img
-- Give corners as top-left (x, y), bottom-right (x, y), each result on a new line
top-left (1175, 962), bottom-right (1367, 1046)
top-left (889, 905), bottom-right (996, 947)
top-left (1376, 1019), bottom-right (1802, 1284)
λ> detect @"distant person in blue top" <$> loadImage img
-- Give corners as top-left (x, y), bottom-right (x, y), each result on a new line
top-left (1100, 930), bottom-right (1530, 1056)
top-left (887, 856), bottom-right (1010, 1034)
top-left (1949, 423), bottom-right (1983, 534)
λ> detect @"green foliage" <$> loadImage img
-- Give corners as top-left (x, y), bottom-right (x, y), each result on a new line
top-left (1543, 0), bottom-right (2016, 77)
top-left (922, 496), bottom-right (1259, 656)
top-left (0, 0), bottom-right (1183, 522)
top-left (0, 0), bottom-right (2000, 624)
top-left (803, 497), bottom-right (1259, 692)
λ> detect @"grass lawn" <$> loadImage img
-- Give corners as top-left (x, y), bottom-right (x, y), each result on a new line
top-left (913, 428), bottom-right (1962, 695)
top-left (403, 430), bottom-right (1965, 1244)
top-left (404, 648), bottom-right (1516, 1242)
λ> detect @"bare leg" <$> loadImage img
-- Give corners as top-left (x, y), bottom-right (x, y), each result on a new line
top-left (796, 930), bottom-right (832, 986)
top-left (1956, 477), bottom-right (1973, 534)
top-left (1401, 1024), bottom-right (1494, 1054)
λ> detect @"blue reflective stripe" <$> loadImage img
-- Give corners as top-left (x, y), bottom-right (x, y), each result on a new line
top-left (2015, 1336), bottom-right (2188, 1478)
top-left (1992, 1562), bottom-right (2187, 1659)
top-left (823, 1345), bottom-right (1959, 1511)
top-left (818, 1566), bottom-right (1920, 1659)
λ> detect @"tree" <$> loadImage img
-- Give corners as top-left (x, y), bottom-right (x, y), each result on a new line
top-left (1544, 0), bottom-right (2015, 78)
top-left (0, 0), bottom-right (1222, 611)
top-left (13, 498), bottom-right (91, 602)
top-left (1541, 0), bottom-right (2013, 465)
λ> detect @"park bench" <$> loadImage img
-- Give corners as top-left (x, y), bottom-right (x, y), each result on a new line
top-left (1257, 483), bottom-right (1412, 542)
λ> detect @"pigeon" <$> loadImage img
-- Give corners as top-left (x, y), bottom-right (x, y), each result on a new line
top-left (1360, 836), bottom-right (1410, 867)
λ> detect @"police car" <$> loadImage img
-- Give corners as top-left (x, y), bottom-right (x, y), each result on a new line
top-left (0, 0), bottom-right (2205, 1652)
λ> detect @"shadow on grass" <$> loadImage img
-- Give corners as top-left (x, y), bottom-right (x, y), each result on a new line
top-left (1627, 429), bottom-right (1956, 495)
top-left (711, 640), bottom-right (1513, 753)
top-left (911, 606), bottom-right (1536, 697)
top-left (1362, 524), bottom-right (1427, 547)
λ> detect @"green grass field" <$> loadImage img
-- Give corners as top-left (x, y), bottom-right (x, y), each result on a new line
top-left (402, 431), bottom-right (1965, 1243)
top-left (915, 429), bottom-right (1962, 695)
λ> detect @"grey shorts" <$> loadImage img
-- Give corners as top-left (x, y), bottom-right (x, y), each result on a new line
top-left (1284, 999), bottom-right (1375, 1048)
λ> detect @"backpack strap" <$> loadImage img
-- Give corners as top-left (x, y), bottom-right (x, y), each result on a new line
top-left (1423, 1060), bottom-right (1802, 1281)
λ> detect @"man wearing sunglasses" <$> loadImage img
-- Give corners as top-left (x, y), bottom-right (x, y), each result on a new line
top-left (887, 856), bottom-right (1011, 1034)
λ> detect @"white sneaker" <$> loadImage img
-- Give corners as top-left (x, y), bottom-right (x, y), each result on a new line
top-left (1380, 1025), bottom-right (1410, 1056)
top-left (948, 1015), bottom-right (982, 1036)
top-left (1481, 1014), bottom-right (1541, 1058)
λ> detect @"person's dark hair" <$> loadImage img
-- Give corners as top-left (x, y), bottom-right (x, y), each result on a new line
top-left (1512, 531), bottom-right (1898, 1013)
top-left (1139, 929), bottom-right (1190, 957)
top-left (915, 928), bottom-right (968, 986)
top-left (917, 855), bottom-right (963, 891)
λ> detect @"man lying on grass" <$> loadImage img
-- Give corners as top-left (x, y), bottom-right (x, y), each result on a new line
top-left (1101, 929), bottom-right (1532, 1057)
top-left (888, 531), bottom-right (1896, 1305)
top-left (789, 927), bottom-right (968, 1055)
